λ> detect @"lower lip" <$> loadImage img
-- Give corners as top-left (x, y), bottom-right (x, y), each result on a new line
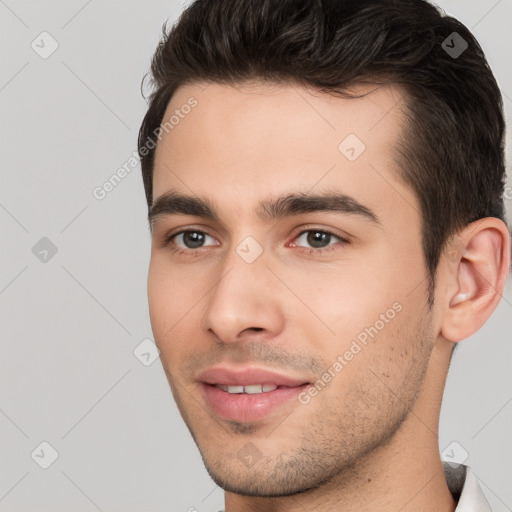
top-left (201, 383), bottom-right (309, 423)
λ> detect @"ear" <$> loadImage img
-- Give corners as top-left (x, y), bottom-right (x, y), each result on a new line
top-left (440, 217), bottom-right (511, 343)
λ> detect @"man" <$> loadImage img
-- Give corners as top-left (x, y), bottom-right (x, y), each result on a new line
top-left (138, 0), bottom-right (510, 510)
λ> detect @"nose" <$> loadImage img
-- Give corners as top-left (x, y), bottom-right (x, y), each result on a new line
top-left (201, 245), bottom-right (285, 344)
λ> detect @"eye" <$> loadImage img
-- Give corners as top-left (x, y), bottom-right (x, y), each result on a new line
top-left (293, 229), bottom-right (347, 251)
top-left (171, 230), bottom-right (218, 250)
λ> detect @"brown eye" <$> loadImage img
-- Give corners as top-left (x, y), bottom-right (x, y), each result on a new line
top-left (172, 230), bottom-right (216, 249)
top-left (295, 230), bottom-right (341, 249)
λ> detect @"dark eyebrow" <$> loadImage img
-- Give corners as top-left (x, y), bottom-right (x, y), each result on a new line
top-left (149, 189), bottom-right (380, 228)
top-left (149, 191), bottom-right (219, 227)
top-left (258, 191), bottom-right (380, 225)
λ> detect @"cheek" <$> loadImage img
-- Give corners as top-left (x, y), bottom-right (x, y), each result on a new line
top-left (307, 307), bottom-right (428, 416)
top-left (280, 260), bottom-right (403, 340)
top-left (148, 255), bottom-right (204, 324)
top-left (148, 257), bottom-right (190, 351)
top-left (284, 246), bottom-right (425, 364)
top-left (148, 255), bottom-right (214, 364)
top-left (148, 258), bottom-right (173, 333)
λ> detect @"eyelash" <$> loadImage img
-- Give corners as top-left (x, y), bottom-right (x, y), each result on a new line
top-left (164, 227), bottom-right (350, 256)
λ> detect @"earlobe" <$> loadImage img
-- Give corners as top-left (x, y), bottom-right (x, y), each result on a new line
top-left (440, 218), bottom-right (510, 343)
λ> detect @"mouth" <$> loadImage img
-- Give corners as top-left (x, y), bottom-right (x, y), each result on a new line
top-left (197, 366), bottom-right (312, 423)
top-left (214, 384), bottom-right (280, 393)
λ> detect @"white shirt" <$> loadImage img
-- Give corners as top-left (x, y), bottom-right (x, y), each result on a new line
top-left (216, 463), bottom-right (491, 512)
top-left (445, 463), bottom-right (492, 512)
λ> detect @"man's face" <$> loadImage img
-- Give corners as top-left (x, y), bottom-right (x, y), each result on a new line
top-left (148, 82), bottom-right (436, 496)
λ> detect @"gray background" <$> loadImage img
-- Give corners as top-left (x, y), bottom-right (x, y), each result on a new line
top-left (1, 1), bottom-right (511, 511)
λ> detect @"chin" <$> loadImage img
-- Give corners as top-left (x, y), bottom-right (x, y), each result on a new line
top-left (199, 450), bottom-right (340, 498)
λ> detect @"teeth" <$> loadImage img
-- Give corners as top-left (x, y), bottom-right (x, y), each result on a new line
top-left (216, 384), bottom-right (278, 394)
top-left (244, 385), bottom-right (263, 394)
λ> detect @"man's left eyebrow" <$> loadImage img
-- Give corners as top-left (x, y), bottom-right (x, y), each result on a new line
top-left (257, 191), bottom-right (381, 225)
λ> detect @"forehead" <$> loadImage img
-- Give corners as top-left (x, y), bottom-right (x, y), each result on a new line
top-left (152, 81), bottom-right (417, 225)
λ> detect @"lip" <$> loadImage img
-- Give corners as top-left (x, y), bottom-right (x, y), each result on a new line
top-left (197, 366), bottom-right (309, 387)
top-left (197, 366), bottom-right (311, 423)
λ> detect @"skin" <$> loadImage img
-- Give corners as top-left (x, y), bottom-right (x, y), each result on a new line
top-left (147, 81), bottom-right (510, 512)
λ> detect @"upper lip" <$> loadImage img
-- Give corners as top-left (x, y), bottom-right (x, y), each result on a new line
top-left (197, 366), bottom-right (310, 387)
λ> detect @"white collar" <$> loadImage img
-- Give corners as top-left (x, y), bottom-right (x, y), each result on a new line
top-left (444, 463), bottom-right (492, 511)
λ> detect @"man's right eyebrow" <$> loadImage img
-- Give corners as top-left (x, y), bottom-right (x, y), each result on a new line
top-left (149, 191), bottom-right (219, 227)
